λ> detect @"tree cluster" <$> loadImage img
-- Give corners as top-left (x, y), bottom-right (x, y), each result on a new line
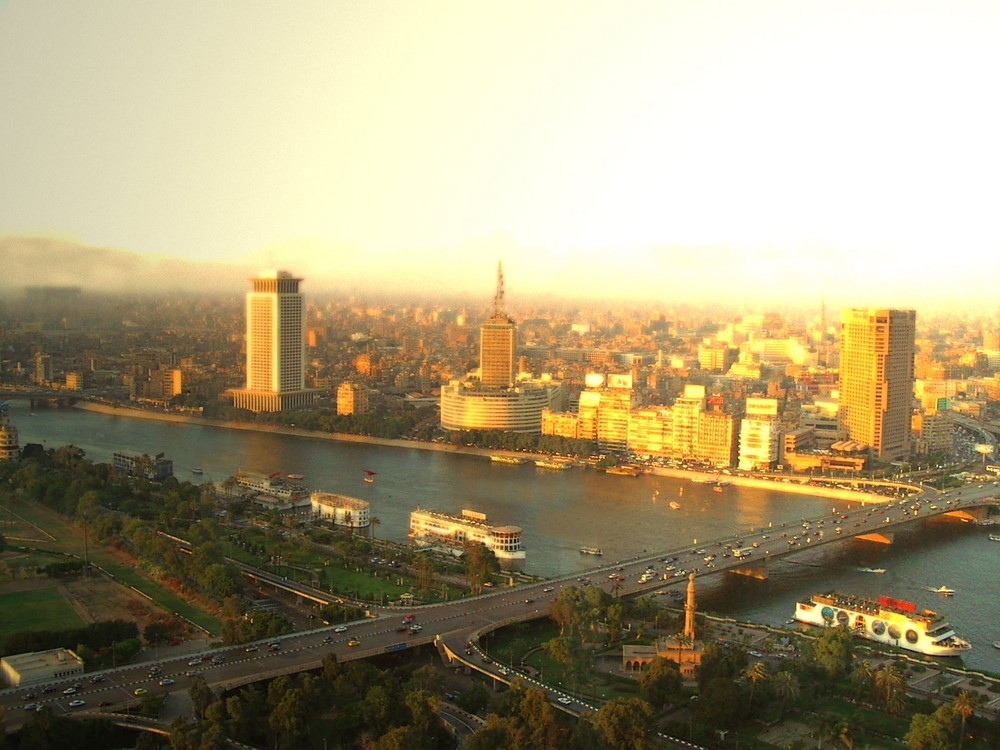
top-left (1, 619), bottom-right (138, 658)
top-left (257, 404), bottom-right (438, 440)
top-left (169, 656), bottom-right (453, 750)
top-left (36, 560), bottom-right (85, 577)
top-left (447, 429), bottom-right (596, 456)
top-left (467, 680), bottom-right (657, 750)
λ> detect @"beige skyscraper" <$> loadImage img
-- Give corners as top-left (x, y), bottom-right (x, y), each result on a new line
top-left (230, 270), bottom-right (316, 413)
top-left (839, 308), bottom-right (916, 461)
top-left (479, 262), bottom-right (516, 388)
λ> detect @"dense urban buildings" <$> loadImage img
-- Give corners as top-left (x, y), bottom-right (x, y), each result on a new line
top-left (230, 270), bottom-right (316, 412)
top-left (838, 308), bottom-right (916, 461)
top-left (3, 277), bottom-right (997, 471)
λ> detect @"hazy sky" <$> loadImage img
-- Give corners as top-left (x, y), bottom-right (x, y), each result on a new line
top-left (2, 1), bottom-right (999, 308)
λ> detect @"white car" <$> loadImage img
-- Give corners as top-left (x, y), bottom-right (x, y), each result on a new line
top-left (334, 625), bottom-right (348, 633)
top-left (68, 699), bottom-right (86, 708)
top-left (557, 696), bottom-right (572, 705)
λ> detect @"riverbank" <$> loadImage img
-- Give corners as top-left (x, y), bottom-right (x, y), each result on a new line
top-left (648, 466), bottom-right (891, 504)
top-left (74, 401), bottom-right (887, 504)
top-left (76, 401), bottom-right (489, 455)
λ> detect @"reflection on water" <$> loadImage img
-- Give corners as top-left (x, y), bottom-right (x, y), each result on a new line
top-left (9, 402), bottom-right (1000, 673)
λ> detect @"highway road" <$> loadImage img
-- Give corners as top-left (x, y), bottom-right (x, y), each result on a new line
top-left (3, 478), bottom-right (998, 736)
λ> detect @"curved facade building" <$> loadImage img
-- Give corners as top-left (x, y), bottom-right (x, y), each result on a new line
top-left (440, 380), bottom-right (564, 434)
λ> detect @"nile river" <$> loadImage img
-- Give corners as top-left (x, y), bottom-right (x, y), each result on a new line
top-left (8, 402), bottom-right (1000, 674)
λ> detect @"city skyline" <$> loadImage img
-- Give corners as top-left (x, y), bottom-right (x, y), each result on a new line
top-left (2, 2), bottom-right (1000, 309)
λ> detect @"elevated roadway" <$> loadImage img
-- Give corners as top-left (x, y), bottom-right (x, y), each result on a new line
top-left (3, 479), bottom-right (998, 739)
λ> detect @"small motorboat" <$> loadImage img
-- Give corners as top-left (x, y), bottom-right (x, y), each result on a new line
top-left (927, 585), bottom-right (955, 596)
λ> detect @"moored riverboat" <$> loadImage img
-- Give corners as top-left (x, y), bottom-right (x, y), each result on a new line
top-left (794, 592), bottom-right (971, 656)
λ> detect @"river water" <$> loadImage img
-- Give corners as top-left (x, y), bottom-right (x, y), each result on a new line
top-left (8, 402), bottom-right (1000, 674)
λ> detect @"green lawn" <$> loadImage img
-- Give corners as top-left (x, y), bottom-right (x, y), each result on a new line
top-left (0, 588), bottom-right (86, 641)
top-left (223, 537), bottom-right (467, 605)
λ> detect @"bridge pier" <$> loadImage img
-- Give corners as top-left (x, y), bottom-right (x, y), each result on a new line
top-left (942, 507), bottom-right (991, 523)
top-left (729, 566), bottom-right (768, 580)
top-left (855, 532), bottom-right (894, 544)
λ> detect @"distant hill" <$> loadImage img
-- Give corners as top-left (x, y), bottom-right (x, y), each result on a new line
top-left (0, 236), bottom-right (250, 296)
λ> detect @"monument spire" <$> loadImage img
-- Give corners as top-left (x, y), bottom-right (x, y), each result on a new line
top-left (684, 572), bottom-right (696, 640)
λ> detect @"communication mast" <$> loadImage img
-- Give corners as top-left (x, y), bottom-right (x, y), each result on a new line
top-left (493, 260), bottom-right (505, 317)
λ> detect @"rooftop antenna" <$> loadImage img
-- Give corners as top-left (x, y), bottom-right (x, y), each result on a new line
top-left (493, 260), bottom-right (505, 317)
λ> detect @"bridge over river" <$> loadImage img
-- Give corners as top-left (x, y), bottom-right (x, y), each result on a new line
top-left (3, 479), bottom-right (998, 742)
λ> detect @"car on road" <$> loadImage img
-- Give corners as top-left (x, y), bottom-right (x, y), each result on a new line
top-left (133, 688), bottom-right (148, 697)
top-left (557, 697), bottom-right (572, 705)
top-left (322, 636), bottom-right (333, 644)
top-left (24, 692), bottom-right (37, 699)
top-left (244, 645), bottom-right (258, 652)
top-left (542, 586), bottom-right (554, 592)
top-left (408, 624), bottom-right (422, 633)
top-left (188, 658), bottom-right (203, 666)
top-left (62, 687), bottom-right (77, 695)
top-left (159, 678), bottom-right (175, 686)
top-left (347, 639), bottom-right (361, 647)
top-left (68, 699), bottom-right (86, 708)
top-left (333, 625), bottom-right (347, 633)
top-left (23, 703), bottom-right (40, 712)
top-left (523, 598), bottom-right (534, 604)
top-left (395, 626), bottom-right (409, 633)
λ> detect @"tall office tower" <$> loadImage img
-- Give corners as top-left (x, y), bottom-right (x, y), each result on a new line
top-left (33, 352), bottom-right (52, 385)
top-left (479, 263), bottom-right (516, 388)
top-left (230, 270), bottom-right (316, 413)
top-left (839, 308), bottom-right (916, 461)
top-left (0, 403), bottom-right (19, 461)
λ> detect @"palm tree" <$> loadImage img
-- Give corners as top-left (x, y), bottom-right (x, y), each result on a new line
top-left (849, 659), bottom-right (874, 701)
top-left (771, 671), bottom-right (799, 716)
top-left (813, 713), bottom-right (839, 750)
top-left (873, 665), bottom-right (906, 715)
top-left (952, 689), bottom-right (980, 750)
top-left (369, 515), bottom-right (381, 542)
top-left (833, 717), bottom-right (855, 750)
top-left (745, 660), bottom-right (770, 707)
